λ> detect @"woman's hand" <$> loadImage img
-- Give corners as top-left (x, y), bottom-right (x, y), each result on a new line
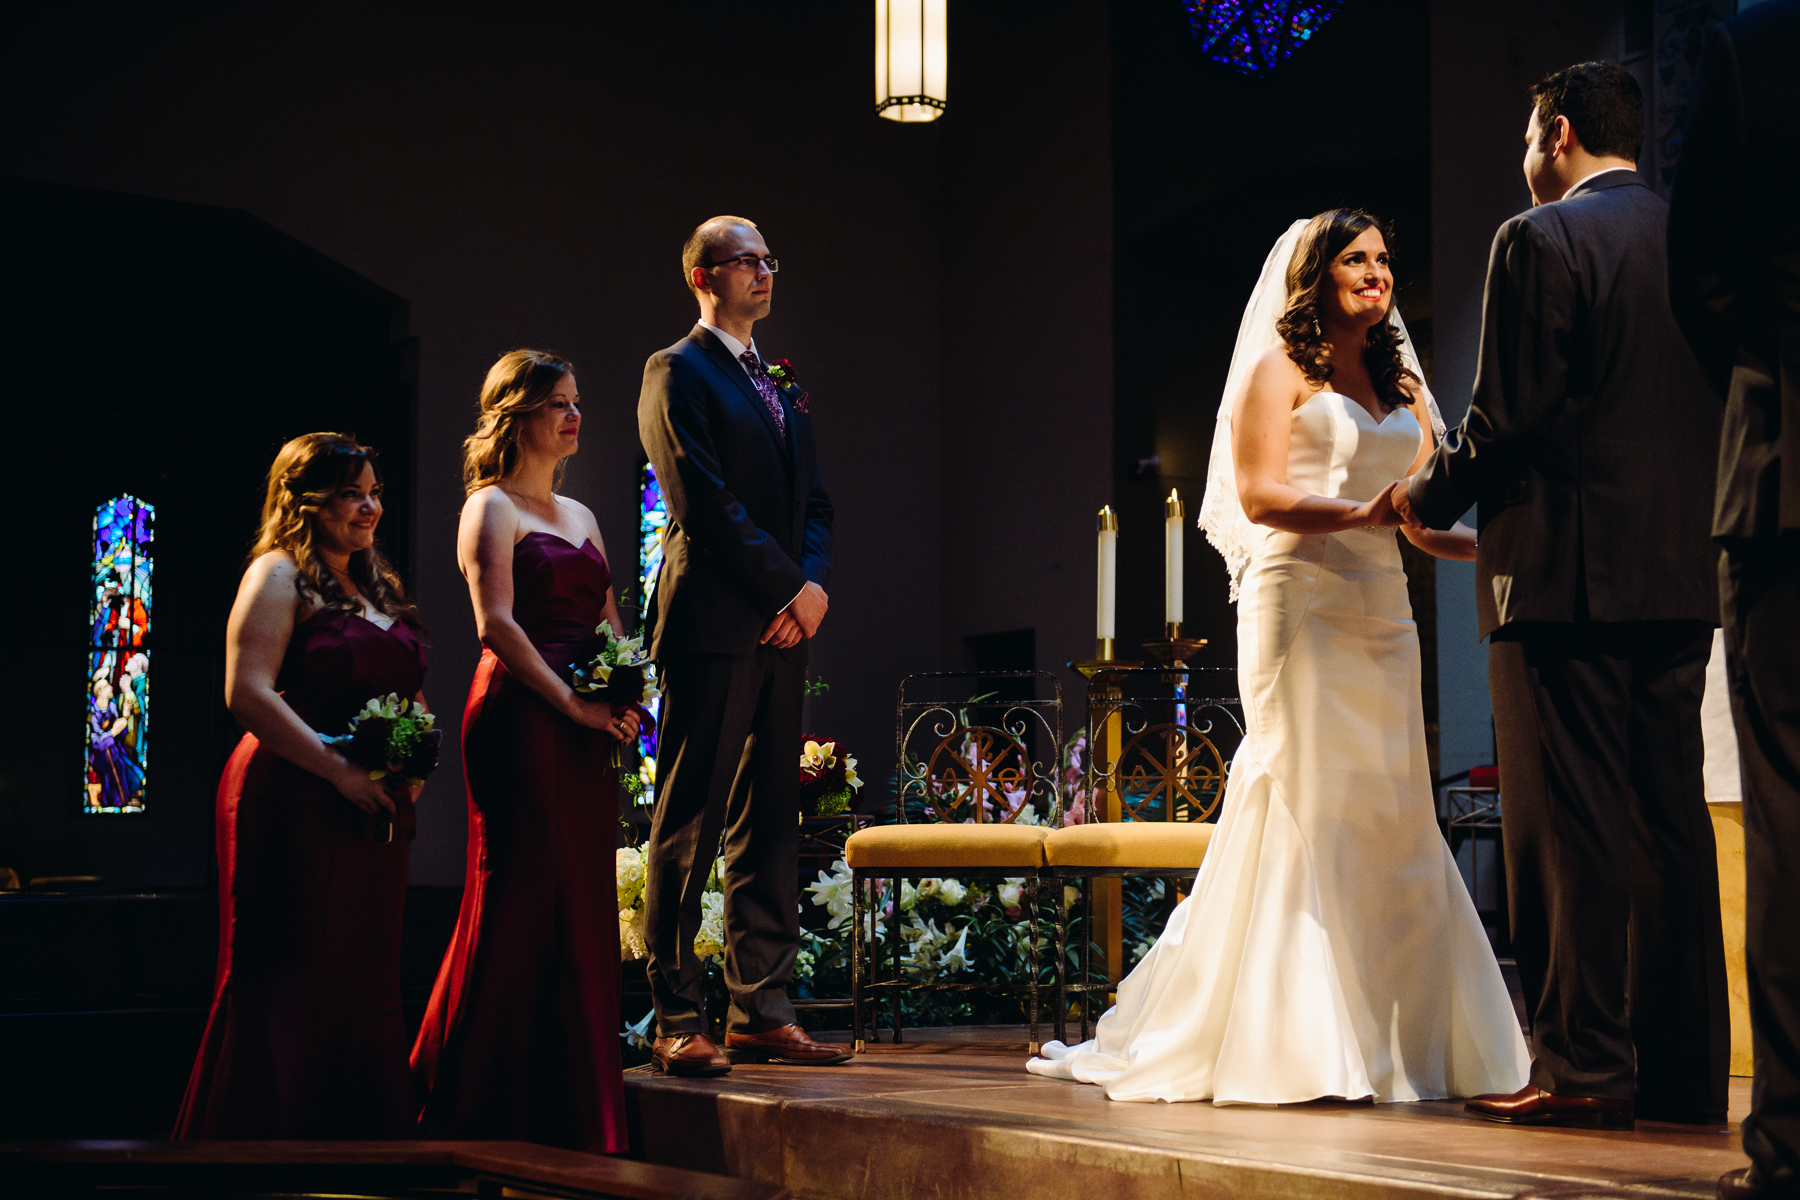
top-left (564, 695), bottom-right (641, 742)
top-left (329, 754), bottom-right (398, 816)
top-left (1356, 484), bottom-right (1405, 528)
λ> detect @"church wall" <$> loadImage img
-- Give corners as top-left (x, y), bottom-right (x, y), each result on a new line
top-left (0, 1), bottom-right (957, 882)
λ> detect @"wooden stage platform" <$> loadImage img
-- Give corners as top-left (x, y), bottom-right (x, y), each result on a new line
top-left (626, 1029), bottom-right (1753, 1200)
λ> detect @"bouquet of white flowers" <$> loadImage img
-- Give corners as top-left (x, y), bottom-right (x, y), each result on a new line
top-left (571, 624), bottom-right (661, 710)
top-left (319, 692), bottom-right (439, 842)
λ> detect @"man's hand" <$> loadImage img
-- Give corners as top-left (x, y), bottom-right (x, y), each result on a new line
top-left (760, 611), bottom-right (803, 649)
top-left (1390, 478), bottom-right (1424, 528)
top-left (788, 581), bottom-right (829, 638)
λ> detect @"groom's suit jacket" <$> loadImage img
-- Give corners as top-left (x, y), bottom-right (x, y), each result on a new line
top-left (1409, 171), bottom-right (1722, 638)
top-left (638, 324), bottom-right (833, 661)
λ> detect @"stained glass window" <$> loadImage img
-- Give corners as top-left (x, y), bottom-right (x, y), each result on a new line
top-left (1180, 0), bottom-right (1343, 76)
top-left (86, 495), bottom-right (153, 813)
top-left (636, 462), bottom-right (667, 805)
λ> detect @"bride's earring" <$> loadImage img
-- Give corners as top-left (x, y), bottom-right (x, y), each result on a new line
top-left (1313, 317), bottom-right (1322, 339)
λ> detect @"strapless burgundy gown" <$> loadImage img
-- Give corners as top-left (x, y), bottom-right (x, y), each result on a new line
top-left (175, 609), bottom-right (426, 1139)
top-left (410, 532), bottom-right (626, 1152)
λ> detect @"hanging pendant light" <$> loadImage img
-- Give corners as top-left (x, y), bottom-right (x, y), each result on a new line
top-left (875, 0), bottom-right (947, 122)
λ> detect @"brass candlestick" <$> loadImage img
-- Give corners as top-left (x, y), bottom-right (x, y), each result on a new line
top-left (1141, 621), bottom-right (1207, 669)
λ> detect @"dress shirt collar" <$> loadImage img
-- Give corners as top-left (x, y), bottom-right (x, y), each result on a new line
top-left (1564, 165), bottom-right (1635, 198)
top-left (699, 320), bottom-right (759, 364)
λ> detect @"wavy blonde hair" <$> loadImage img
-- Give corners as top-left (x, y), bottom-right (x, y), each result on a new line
top-left (251, 432), bottom-right (422, 631)
top-left (462, 349), bottom-right (575, 495)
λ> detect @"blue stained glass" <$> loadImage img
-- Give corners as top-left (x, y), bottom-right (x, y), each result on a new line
top-left (1180, 0), bottom-right (1343, 76)
top-left (86, 494), bottom-right (153, 813)
top-left (636, 462), bottom-right (667, 805)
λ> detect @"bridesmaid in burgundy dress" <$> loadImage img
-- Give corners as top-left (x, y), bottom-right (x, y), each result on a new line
top-left (411, 349), bottom-right (634, 1152)
top-left (176, 432), bottom-right (428, 1139)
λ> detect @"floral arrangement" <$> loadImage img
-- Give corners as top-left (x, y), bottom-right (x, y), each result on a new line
top-left (320, 692), bottom-right (440, 787)
top-left (615, 844), bottom-right (725, 965)
top-left (798, 736), bottom-right (863, 818)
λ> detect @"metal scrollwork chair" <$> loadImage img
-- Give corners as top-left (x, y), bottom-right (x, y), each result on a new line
top-left (844, 671), bottom-right (1063, 1053)
top-left (1046, 666), bottom-right (1243, 1043)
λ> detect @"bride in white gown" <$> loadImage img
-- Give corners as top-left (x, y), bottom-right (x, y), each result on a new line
top-left (1029, 211), bottom-right (1530, 1105)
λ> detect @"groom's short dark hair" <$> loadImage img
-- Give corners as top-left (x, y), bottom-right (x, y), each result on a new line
top-left (682, 215), bottom-right (759, 293)
top-left (1530, 61), bottom-right (1644, 162)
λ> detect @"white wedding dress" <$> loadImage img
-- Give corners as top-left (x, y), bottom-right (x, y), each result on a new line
top-left (1028, 391), bottom-right (1531, 1104)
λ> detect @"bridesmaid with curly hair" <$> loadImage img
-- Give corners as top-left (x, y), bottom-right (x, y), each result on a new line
top-left (176, 432), bottom-right (429, 1138)
top-left (411, 349), bottom-right (633, 1152)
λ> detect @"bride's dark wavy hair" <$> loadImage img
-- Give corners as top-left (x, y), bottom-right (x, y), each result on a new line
top-left (1275, 209), bottom-right (1419, 410)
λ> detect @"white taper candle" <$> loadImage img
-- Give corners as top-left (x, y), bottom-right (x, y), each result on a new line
top-left (1097, 506), bottom-right (1118, 643)
top-left (1164, 489), bottom-right (1184, 625)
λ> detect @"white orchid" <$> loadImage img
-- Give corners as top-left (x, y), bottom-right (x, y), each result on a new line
top-left (843, 754), bottom-right (862, 789)
top-left (356, 692), bottom-right (406, 723)
top-left (801, 739), bottom-right (838, 772)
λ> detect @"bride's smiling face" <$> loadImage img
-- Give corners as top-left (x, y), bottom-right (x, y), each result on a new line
top-left (1322, 226), bottom-right (1394, 329)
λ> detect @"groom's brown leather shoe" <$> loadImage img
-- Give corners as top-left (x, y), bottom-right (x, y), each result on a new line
top-left (651, 1033), bottom-right (731, 1076)
top-left (1465, 1084), bottom-right (1634, 1129)
top-left (724, 1023), bottom-right (853, 1065)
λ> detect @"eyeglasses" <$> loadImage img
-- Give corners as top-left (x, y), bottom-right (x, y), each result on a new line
top-left (705, 253), bottom-right (779, 274)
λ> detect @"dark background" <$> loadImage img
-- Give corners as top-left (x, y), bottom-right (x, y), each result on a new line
top-left (0, 0), bottom-right (1655, 1137)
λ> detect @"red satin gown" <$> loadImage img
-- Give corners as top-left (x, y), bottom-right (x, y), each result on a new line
top-left (175, 608), bottom-right (425, 1138)
top-left (411, 532), bottom-right (626, 1152)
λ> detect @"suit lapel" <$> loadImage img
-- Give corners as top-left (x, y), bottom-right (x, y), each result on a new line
top-left (690, 324), bottom-right (792, 458)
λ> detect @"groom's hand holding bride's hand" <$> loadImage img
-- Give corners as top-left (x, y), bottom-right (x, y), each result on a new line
top-left (1389, 478), bottom-right (1425, 528)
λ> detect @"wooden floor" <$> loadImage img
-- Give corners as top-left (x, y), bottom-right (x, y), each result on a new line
top-left (626, 1028), bottom-right (1751, 1200)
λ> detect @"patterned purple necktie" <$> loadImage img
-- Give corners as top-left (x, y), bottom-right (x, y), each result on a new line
top-left (738, 350), bottom-right (787, 437)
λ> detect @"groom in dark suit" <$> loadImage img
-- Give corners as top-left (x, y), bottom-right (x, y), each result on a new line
top-left (637, 215), bottom-right (846, 1075)
top-left (1668, 3), bottom-right (1800, 1193)
top-left (1394, 61), bottom-right (1728, 1128)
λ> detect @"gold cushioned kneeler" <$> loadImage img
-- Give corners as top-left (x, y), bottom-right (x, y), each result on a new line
top-left (845, 823), bottom-right (1050, 870)
top-left (1044, 821), bottom-right (1215, 870)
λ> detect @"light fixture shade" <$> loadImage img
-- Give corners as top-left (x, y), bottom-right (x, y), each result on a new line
top-left (876, 0), bottom-right (946, 122)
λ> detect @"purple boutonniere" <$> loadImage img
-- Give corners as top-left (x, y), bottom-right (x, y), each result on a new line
top-left (765, 358), bottom-right (810, 414)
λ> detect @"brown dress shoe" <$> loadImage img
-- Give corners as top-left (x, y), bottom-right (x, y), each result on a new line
top-left (724, 1023), bottom-right (853, 1065)
top-left (651, 1033), bottom-right (731, 1076)
top-left (1465, 1084), bottom-right (1634, 1130)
